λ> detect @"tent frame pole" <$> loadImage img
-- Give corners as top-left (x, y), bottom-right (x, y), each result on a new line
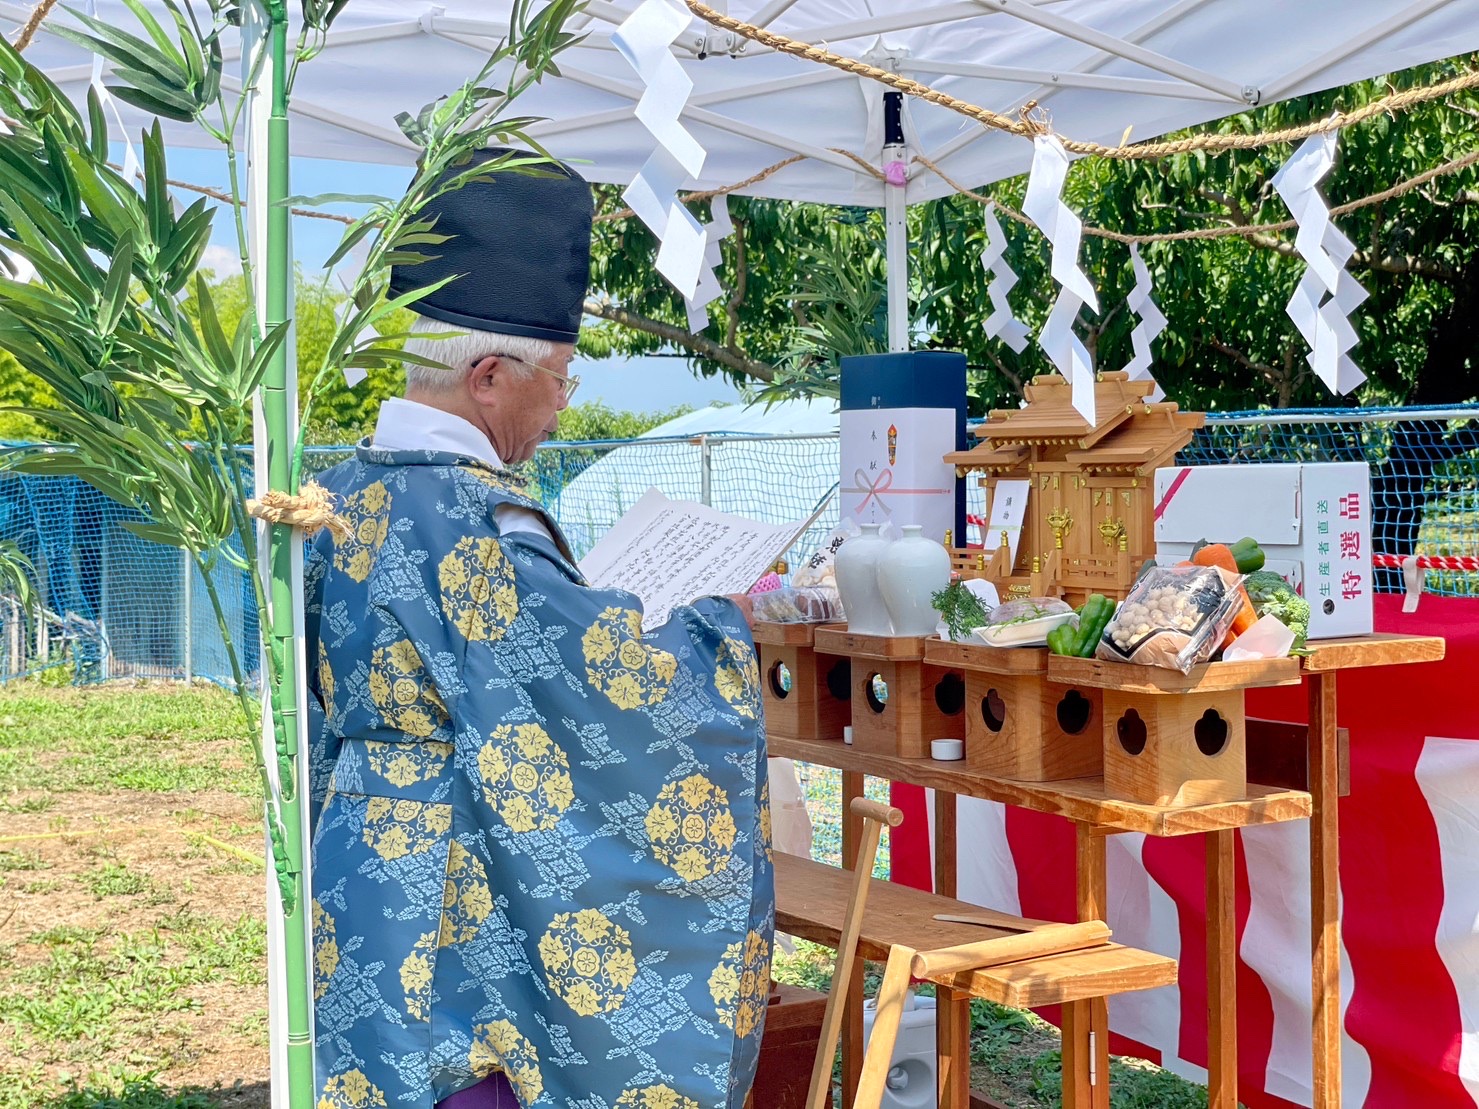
top-left (883, 90), bottom-right (908, 353)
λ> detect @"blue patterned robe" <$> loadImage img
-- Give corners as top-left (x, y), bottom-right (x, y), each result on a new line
top-left (305, 445), bottom-right (774, 1109)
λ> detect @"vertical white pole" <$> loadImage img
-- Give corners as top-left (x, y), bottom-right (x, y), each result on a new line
top-left (182, 547), bottom-right (193, 682)
top-left (882, 91), bottom-right (909, 353)
top-left (699, 435), bottom-right (713, 506)
top-left (242, 5), bottom-right (310, 1104)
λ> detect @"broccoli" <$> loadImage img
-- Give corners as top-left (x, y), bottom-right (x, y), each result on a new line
top-left (1243, 570), bottom-right (1311, 651)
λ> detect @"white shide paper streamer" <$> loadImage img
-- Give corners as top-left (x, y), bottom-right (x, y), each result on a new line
top-left (1123, 243), bottom-right (1166, 401)
top-left (981, 203), bottom-right (1029, 353)
top-left (1271, 132), bottom-right (1368, 395)
top-left (1021, 135), bottom-right (1099, 424)
top-left (612, 0), bottom-right (709, 299)
top-left (685, 195), bottom-right (732, 333)
top-left (86, 0), bottom-right (141, 187)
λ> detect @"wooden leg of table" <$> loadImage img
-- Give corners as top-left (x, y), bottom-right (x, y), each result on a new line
top-left (841, 770), bottom-right (866, 1109)
top-left (1072, 824), bottom-right (1110, 1109)
top-left (934, 789), bottom-right (958, 899)
top-left (1310, 673), bottom-right (1341, 1109)
top-left (1061, 1000), bottom-right (1093, 1109)
top-left (1207, 829), bottom-right (1237, 1109)
top-left (936, 985), bottom-right (973, 1109)
top-left (842, 770), bottom-right (866, 869)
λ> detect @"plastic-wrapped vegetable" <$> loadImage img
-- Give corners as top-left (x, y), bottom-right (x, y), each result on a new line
top-left (1095, 564), bottom-right (1244, 673)
top-left (751, 585), bottom-right (845, 624)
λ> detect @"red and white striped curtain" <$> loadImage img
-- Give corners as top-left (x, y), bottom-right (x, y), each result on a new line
top-left (890, 593), bottom-right (1479, 1108)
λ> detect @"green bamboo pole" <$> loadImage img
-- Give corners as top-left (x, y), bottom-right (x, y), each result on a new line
top-left (258, 2), bottom-right (315, 1104)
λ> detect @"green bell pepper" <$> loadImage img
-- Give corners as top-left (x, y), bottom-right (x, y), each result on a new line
top-left (1047, 623), bottom-right (1078, 656)
top-left (1070, 594), bottom-right (1115, 657)
top-left (1229, 536), bottom-right (1266, 574)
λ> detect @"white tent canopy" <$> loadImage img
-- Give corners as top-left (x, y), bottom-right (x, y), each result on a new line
top-left (11, 0), bottom-right (1479, 207)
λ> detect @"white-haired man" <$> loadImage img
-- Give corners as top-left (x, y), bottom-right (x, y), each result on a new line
top-left (305, 149), bottom-right (773, 1109)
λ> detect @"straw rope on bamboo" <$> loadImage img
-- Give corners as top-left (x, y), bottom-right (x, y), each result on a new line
top-left (245, 481), bottom-right (350, 542)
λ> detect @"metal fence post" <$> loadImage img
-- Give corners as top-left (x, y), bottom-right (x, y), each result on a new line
top-left (699, 434), bottom-right (713, 507)
top-left (182, 547), bottom-right (193, 684)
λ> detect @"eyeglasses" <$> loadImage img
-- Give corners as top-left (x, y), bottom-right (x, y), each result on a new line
top-left (490, 353), bottom-right (580, 401)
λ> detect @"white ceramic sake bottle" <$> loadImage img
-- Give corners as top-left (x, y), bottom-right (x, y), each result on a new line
top-left (833, 523), bottom-right (894, 635)
top-left (878, 524), bottom-right (952, 636)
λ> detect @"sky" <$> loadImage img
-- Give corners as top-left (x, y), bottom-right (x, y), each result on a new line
top-left (166, 146), bottom-right (747, 414)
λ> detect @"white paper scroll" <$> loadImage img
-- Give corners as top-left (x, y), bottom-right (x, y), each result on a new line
top-left (612, 0), bottom-right (708, 299)
top-left (1021, 135), bottom-right (1099, 424)
top-left (1123, 244), bottom-right (1166, 401)
top-left (1271, 132), bottom-right (1368, 395)
top-left (685, 196), bottom-right (732, 333)
top-left (981, 203), bottom-right (1029, 353)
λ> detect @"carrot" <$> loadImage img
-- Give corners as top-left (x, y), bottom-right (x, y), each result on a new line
top-left (1193, 544), bottom-right (1258, 644)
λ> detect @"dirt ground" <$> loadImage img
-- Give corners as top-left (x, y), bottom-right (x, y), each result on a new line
top-left (1, 778), bottom-right (272, 1106)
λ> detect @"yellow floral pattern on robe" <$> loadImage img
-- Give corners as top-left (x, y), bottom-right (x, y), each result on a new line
top-left (539, 909), bottom-right (639, 1017)
top-left (759, 779), bottom-right (773, 864)
top-left (367, 640), bottom-right (448, 738)
top-left (713, 636), bottom-right (761, 719)
top-left (333, 481), bottom-right (391, 583)
top-left (582, 606), bottom-right (677, 709)
top-left (400, 930), bottom-right (438, 1022)
top-left (318, 654), bottom-right (336, 725)
top-left (313, 900), bottom-right (340, 1001)
top-left (366, 739), bottom-right (451, 788)
top-left (709, 930), bottom-right (771, 1039)
top-left (646, 774), bottom-right (739, 881)
top-left (615, 1086), bottom-right (700, 1109)
top-left (468, 1020), bottom-right (544, 1104)
top-left (438, 536), bottom-right (519, 642)
top-left (318, 1069), bottom-right (388, 1108)
top-left (476, 723), bottom-right (575, 833)
top-left (439, 841), bottom-right (493, 949)
top-left (362, 797), bottom-right (453, 862)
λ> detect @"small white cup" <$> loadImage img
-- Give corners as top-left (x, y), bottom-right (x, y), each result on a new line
top-left (843, 725), bottom-right (854, 746)
top-left (931, 738), bottom-right (964, 761)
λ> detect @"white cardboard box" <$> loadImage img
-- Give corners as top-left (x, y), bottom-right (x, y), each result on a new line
top-left (839, 407), bottom-right (957, 543)
top-left (1153, 462), bottom-right (1373, 639)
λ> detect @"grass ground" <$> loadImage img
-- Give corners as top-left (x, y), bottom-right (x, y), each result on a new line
top-left (0, 682), bottom-right (1210, 1108)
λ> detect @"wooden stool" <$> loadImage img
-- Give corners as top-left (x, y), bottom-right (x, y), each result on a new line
top-left (853, 923), bottom-right (1114, 1109)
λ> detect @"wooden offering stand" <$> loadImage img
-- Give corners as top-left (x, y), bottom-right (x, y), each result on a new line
top-left (944, 372), bottom-right (1202, 606)
top-left (813, 627), bottom-right (965, 759)
top-left (753, 621), bottom-right (852, 743)
top-left (765, 628), bottom-right (1444, 1109)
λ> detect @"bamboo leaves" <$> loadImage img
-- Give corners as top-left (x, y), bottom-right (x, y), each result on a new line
top-left (52, 0), bottom-right (226, 123)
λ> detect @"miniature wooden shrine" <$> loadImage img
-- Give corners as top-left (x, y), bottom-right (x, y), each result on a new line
top-left (944, 372), bottom-right (1204, 607)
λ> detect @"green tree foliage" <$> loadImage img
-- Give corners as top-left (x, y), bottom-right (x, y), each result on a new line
top-left (589, 57), bottom-right (1479, 414)
top-left (556, 400), bottom-right (695, 441)
top-left (0, 269), bottom-right (410, 443)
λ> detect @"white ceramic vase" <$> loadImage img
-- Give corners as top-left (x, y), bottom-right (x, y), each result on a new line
top-left (833, 523), bottom-right (894, 635)
top-left (878, 524), bottom-right (952, 636)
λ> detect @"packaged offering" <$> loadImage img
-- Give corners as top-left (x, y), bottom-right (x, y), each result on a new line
top-left (751, 585), bottom-right (845, 624)
top-left (1095, 564), bottom-right (1244, 673)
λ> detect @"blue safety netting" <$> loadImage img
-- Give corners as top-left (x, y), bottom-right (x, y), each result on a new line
top-left (1, 405), bottom-right (1475, 687)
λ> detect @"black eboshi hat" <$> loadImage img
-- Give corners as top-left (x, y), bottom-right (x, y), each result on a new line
top-left (388, 148), bottom-right (594, 344)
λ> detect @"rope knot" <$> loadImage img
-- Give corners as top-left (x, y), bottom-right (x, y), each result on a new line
top-left (245, 481), bottom-right (351, 542)
top-left (1017, 101), bottom-right (1053, 137)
